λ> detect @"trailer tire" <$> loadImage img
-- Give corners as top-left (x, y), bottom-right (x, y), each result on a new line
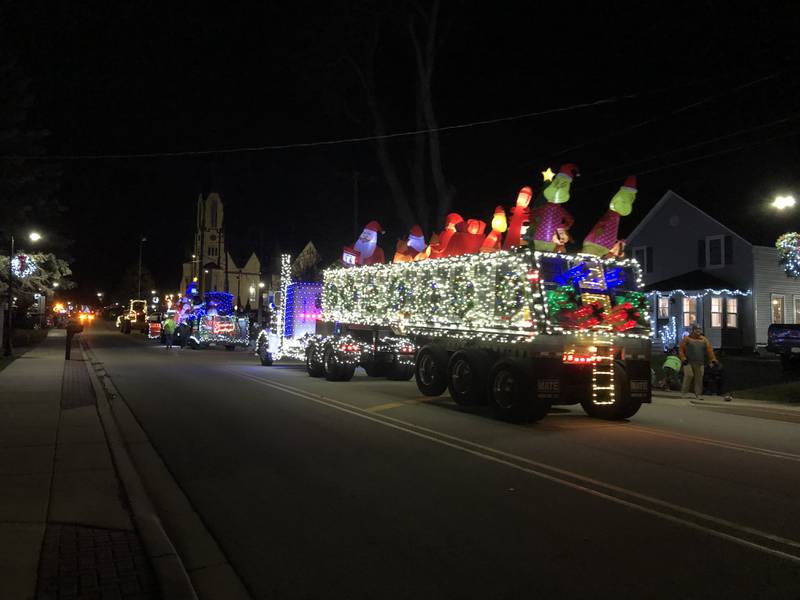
top-left (324, 347), bottom-right (355, 382)
top-left (447, 350), bottom-right (489, 406)
top-left (581, 360), bottom-right (642, 420)
top-left (415, 345), bottom-right (449, 396)
top-left (305, 345), bottom-right (325, 377)
top-left (363, 362), bottom-right (389, 377)
top-left (489, 359), bottom-right (549, 423)
top-left (387, 361), bottom-right (415, 381)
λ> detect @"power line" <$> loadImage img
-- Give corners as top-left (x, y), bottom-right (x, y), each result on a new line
top-left (577, 128), bottom-right (800, 192)
top-left (0, 93), bottom-right (642, 161)
top-left (522, 70), bottom-right (788, 168)
top-left (586, 112), bottom-right (800, 179)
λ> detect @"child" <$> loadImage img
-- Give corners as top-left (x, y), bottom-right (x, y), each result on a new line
top-left (660, 348), bottom-right (682, 391)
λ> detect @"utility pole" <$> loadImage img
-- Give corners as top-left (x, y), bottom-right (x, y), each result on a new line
top-left (137, 236), bottom-right (147, 299)
top-left (353, 170), bottom-right (360, 238)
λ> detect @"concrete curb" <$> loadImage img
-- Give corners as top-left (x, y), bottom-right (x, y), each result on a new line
top-left (80, 342), bottom-right (199, 600)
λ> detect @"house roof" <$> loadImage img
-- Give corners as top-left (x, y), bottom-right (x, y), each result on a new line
top-left (625, 190), bottom-right (751, 247)
top-left (643, 269), bottom-right (746, 292)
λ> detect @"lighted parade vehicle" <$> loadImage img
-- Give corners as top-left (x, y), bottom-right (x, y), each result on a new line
top-left (285, 167), bottom-right (652, 422)
top-left (117, 300), bottom-right (148, 334)
top-left (178, 289), bottom-right (250, 351)
top-left (254, 259), bottom-right (418, 377)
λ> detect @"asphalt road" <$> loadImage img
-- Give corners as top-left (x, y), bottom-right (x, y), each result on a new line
top-left (85, 324), bottom-right (800, 599)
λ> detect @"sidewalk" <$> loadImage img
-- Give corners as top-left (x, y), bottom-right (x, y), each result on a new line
top-left (0, 330), bottom-right (158, 599)
top-left (652, 388), bottom-right (800, 422)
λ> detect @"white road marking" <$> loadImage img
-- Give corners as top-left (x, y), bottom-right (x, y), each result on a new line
top-left (234, 372), bottom-right (800, 565)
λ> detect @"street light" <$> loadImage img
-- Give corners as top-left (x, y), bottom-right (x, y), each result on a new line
top-left (4, 231), bottom-right (44, 356)
top-left (771, 195), bottom-right (796, 210)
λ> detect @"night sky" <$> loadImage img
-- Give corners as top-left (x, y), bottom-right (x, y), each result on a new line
top-left (3, 2), bottom-right (800, 302)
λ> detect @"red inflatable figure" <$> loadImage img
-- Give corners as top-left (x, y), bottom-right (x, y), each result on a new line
top-left (503, 187), bottom-right (533, 249)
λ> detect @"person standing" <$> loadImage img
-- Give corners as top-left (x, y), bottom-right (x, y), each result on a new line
top-left (162, 314), bottom-right (177, 349)
top-left (679, 325), bottom-right (717, 400)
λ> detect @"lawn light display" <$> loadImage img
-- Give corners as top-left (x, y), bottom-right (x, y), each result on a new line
top-left (322, 249), bottom-right (650, 342)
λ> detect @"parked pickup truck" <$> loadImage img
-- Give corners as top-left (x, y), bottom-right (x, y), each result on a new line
top-left (766, 323), bottom-right (800, 367)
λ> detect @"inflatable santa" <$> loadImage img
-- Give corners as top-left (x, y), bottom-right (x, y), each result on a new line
top-left (526, 163), bottom-right (578, 251)
top-left (343, 220), bottom-right (385, 266)
top-left (502, 187), bottom-right (533, 249)
top-left (582, 175), bottom-right (637, 258)
top-left (481, 206), bottom-right (507, 252)
top-left (393, 224), bottom-right (428, 263)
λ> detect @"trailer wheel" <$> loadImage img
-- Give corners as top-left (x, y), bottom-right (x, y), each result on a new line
top-left (415, 345), bottom-right (449, 396)
top-left (363, 362), bottom-right (389, 377)
top-left (305, 345), bottom-right (325, 377)
top-left (580, 360), bottom-right (641, 420)
top-left (489, 359), bottom-right (549, 423)
top-left (387, 361), bottom-right (415, 381)
top-left (324, 347), bottom-right (355, 382)
top-left (447, 350), bottom-right (489, 406)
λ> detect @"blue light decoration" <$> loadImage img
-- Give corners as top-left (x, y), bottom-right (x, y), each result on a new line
top-left (185, 280), bottom-right (199, 299)
top-left (603, 267), bottom-right (625, 289)
top-left (284, 282), bottom-right (323, 338)
top-left (553, 261), bottom-right (625, 289)
top-left (554, 263), bottom-right (590, 286)
top-left (203, 291), bottom-right (234, 316)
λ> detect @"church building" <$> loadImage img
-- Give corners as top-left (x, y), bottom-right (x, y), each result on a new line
top-left (180, 193), bottom-right (262, 310)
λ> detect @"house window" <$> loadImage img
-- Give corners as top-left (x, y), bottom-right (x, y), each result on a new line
top-left (657, 297), bottom-right (669, 319)
top-left (682, 297), bottom-right (697, 327)
top-left (771, 294), bottom-right (785, 324)
top-left (794, 296), bottom-right (800, 324)
top-left (711, 296), bottom-right (722, 328)
top-left (726, 298), bottom-right (738, 328)
top-left (706, 235), bottom-right (724, 268)
top-left (633, 246), bottom-right (654, 273)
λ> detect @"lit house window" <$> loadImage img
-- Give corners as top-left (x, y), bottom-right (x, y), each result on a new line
top-left (726, 298), bottom-right (738, 328)
top-left (711, 296), bottom-right (722, 327)
top-left (771, 294), bottom-right (785, 324)
top-left (657, 297), bottom-right (669, 319)
top-left (683, 297), bottom-right (697, 327)
top-left (795, 296), bottom-right (800, 324)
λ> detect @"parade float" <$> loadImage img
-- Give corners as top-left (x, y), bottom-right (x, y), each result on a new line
top-left (259, 167), bottom-right (652, 422)
top-left (172, 284), bottom-right (249, 350)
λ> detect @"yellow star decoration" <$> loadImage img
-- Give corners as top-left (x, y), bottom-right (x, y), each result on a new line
top-left (541, 167), bottom-right (555, 182)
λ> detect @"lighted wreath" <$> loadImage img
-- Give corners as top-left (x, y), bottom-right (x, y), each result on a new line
top-left (776, 233), bottom-right (800, 278)
top-left (11, 254), bottom-right (38, 278)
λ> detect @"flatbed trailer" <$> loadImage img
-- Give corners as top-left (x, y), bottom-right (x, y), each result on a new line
top-left (305, 248), bottom-right (651, 422)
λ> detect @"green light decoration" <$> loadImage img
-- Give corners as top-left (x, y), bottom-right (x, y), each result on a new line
top-left (776, 232), bottom-right (800, 278)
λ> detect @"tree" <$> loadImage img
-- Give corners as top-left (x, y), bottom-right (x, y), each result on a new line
top-left (0, 252), bottom-right (74, 296)
top-left (303, 1), bottom-right (453, 233)
top-left (113, 264), bottom-right (156, 303)
top-left (348, 0), bottom-right (452, 232)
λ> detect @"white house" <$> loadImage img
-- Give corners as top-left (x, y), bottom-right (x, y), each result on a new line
top-left (626, 190), bottom-right (800, 351)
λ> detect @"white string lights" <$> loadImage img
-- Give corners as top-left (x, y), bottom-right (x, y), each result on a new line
top-left (322, 249), bottom-right (651, 342)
